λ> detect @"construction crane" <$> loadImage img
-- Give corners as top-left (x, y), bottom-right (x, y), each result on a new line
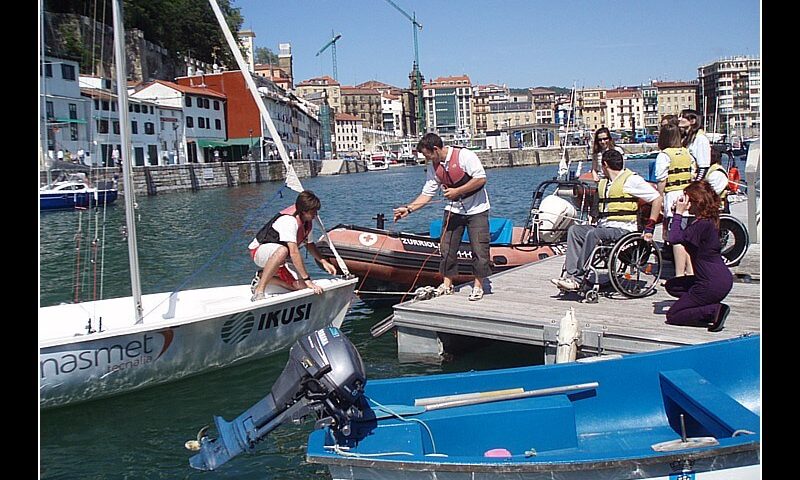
top-left (382, 0), bottom-right (425, 135)
top-left (316, 31), bottom-right (342, 81)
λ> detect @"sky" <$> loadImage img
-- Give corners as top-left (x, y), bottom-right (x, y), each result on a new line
top-left (233, 0), bottom-right (761, 90)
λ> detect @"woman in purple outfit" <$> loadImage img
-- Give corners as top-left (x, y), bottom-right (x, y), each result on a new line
top-left (664, 181), bottom-right (733, 331)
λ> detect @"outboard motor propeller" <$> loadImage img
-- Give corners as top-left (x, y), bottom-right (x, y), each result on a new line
top-left (187, 327), bottom-right (367, 471)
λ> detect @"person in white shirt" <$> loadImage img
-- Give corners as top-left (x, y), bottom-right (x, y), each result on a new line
top-left (679, 109), bottom-right (711, 180)
top-left (248, 190), bottom-right (337, 301)
top-left (393, 133), bottom-right (491, 301)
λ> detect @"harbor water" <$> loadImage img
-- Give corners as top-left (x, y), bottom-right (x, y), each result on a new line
top-left (39, 160), bottom-right (652, 479)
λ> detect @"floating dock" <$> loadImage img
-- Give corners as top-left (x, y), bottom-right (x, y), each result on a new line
top-left (391, 200), bottom-right (760, 364)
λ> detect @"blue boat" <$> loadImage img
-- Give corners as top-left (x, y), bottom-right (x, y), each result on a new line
top-left (186, 330), bottom-right (760, 479)
top-left (39, 178), bottom-right (118, 211)
top-left (307, 335), bottom-right (760, 479)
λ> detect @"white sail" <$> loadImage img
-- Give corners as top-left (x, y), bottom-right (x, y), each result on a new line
top-left (207, 0), bottom-right (350, 276)
top-left (38, 0), bottom-right (358, 409)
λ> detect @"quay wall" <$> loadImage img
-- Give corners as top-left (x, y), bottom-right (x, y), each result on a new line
top-left (41, 144), bottom-right (656, 196)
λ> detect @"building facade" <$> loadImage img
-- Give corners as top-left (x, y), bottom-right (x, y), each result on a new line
top-left (605, 87), bottom-right (643, 134)
top-left (334, 113), bottom-right (364, 156)
top-left (472, 84), bottom-right (509, 137)
top-left (41, 56), bottom-right (90, 160)
top-left (340, 86), bottom-right (383, 131)
top-left (641, 83), bottom-right (659, 133)
top-left (577, 88), bottom-right (606, 133)
top-left (697, 56), bottom-right (760, 139)
top-left (654, 81), bottom-right (698, 123)
top-left (423, 75), bottom-right (473, 140)
top-left (132, 79), bottom-right (227, 163)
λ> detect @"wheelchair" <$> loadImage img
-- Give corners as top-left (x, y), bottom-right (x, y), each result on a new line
top-left (719, 213), bottom-right (749, 267)
top-left (557, 205), bottom-right (664, 303)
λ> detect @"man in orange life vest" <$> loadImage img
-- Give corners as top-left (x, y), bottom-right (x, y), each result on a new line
top-left (248, 190), bottom-right (337, 301)
top-left (394, 133), bottom-right (491, 301)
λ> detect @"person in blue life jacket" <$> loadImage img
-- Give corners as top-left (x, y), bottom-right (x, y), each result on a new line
top-left (248, 190), bottom-right (337, 301)
top-left (393, 133), bottom-right (491, 301)
top-left (552, 149), bottom-right (663, 293)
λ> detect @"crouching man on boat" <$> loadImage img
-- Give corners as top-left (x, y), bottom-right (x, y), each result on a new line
top-left (393, 133), bottom-right (491, 302)
top-left (249, 190), bottom-right (337, 301)
top-left (552, 149), bottom-right (663, 292)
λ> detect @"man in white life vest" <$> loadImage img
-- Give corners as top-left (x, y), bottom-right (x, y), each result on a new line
top-left (248, 190), bottom-right (337, 301)
top-left (393, 133), bottom-right (491, 301)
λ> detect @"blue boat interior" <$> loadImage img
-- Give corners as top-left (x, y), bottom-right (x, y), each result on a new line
top-left (429, 217), bottom-right (514, 245)
top-left (309, 336), bottom-right (760, 464)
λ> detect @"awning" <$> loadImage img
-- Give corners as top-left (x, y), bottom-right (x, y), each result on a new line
top-left (50, 118), bottom-right (88, 125)
top-left (196, 138), bottom-right (257, 148)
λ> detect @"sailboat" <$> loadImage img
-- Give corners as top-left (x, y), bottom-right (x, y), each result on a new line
top-left (39, 0), bottom-right (357, 409)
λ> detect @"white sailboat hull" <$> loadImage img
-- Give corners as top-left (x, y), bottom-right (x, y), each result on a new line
top-left (39, 277), bottom-right (357, 408)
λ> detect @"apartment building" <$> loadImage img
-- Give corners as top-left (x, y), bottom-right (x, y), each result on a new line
top-left (423, 75), bottom-right (473, 139)
top-left (698, 56), bottom-right (760, 138)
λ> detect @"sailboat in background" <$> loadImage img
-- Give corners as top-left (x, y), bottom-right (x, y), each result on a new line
top-left (39, 0), bottom-right (357, 409)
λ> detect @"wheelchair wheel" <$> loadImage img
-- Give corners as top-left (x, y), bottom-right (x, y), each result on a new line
top-left (608, 232), bottom-right (662, 298)
top-left (719, 215), bottom-right (749, 267)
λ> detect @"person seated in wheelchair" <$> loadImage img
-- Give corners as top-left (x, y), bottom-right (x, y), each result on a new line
top-left (551, 149), bottom-right (663, 292)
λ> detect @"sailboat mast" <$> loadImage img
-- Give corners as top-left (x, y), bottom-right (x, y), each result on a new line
top-left (112, 0), bottom-right (144, 323)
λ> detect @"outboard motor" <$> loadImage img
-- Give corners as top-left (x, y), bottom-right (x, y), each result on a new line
top-left (187, 327), bottom-right (367, 471)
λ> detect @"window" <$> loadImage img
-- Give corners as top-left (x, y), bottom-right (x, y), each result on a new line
top-left (131, 121), bottom-right (138, 134)
top-left (61, 63), bottom-right (76, 81)
top-left (102, 100), bottom-right (110, 111)
top-left (44, 62), bottom-right (53, 77)
top-left (113, 121), bottom-right (120, 134)
top-left (215, 119), bottom-right (221, 130)
top-left (185, 96), bottom-right (192, 107)
top-left (198, 117), bottom-right (205, 128)
top-left (214, 100), bottom-right (220, 110)
top-left (145, 122), bottom-right (155, 135)
top-left (204, 98), bottom-right (210, 108)
top-left (134, 104), bottom-right (141, 113)
top-left (186, 116), bottom-right (194, 128)
top-left (205, 117), bottom-right (210, 129)
top-left (98, 119), bottom-right (109, 133)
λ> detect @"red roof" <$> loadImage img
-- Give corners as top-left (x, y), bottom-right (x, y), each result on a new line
top-left (335, 113), bottom-right (362, 121)
top-left (296, 75), bottom-right (340, 87)
top-left (147, 79), bottom-right (227, 99)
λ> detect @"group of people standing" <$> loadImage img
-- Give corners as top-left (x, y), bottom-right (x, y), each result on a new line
top-left (248, 117), bottom-right (736, 332)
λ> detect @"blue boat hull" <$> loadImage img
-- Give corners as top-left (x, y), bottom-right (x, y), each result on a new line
top-left (307, 336), bottom-right (760, 479)
top-left (40, 189), bottom-right (118, 211)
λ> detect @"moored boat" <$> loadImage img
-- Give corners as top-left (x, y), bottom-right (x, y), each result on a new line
top-left (316, 221), bottom-right (563, 291)
top-left (315, 178), bottom-right (593, 292)
top-left (40, 279), bottom-right (357, 408)
top-left (39, 0), bottom-right (358, 409)
top-left (184, 330), bottom-right (760, 479)
top-left (40, 177), bottom-right (118, 211)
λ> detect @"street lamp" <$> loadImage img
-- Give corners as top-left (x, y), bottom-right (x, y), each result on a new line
top-left (248, 129), bottom-right (253, 160)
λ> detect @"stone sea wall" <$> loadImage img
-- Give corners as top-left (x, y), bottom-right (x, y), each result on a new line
top-left (41, 144), bottom-right (656, 196)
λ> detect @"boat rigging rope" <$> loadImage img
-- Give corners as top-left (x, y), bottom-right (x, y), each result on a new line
top-left (142, 185), bottom-right (288, 321)
top-left (73, 209), bottom-right (84, 303)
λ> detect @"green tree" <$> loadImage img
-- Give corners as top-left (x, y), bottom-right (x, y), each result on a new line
top-left (44, 0), bottom-right (244, 67)
top-left (254, 46), bottom-right (279, 65)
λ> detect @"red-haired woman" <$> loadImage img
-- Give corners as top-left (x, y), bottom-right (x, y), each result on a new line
top-left (664, 181), bottom-right (733, 331)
